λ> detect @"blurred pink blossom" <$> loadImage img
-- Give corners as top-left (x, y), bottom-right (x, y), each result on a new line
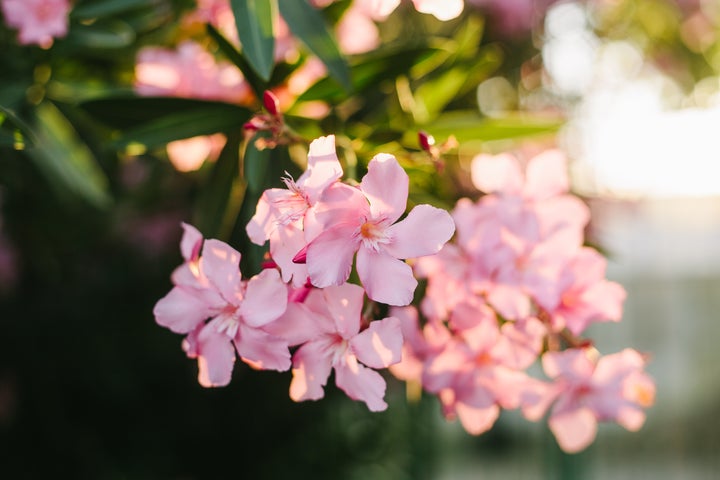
top-left (135, 41), bottom-right (251, 104)
top-left (166, 133), bottom-right (227, 173)
top-left (1, 0), bottom-right (70, 48)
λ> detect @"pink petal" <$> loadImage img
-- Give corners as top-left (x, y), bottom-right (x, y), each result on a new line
top-left (384, 205), bottom-right (455, 259)
top-left (470, 153), bottom-right (524, 195)
top-left (455, 402), bottom-right (500, 435)
top-left (306, 224), bottom-right (360, 288)
top-left (313, 182), bottom-right (368, 229)
top-left (350, 316), bottom-right (403, 368)
top-left (200, 239), bottom-right (243, 304)
top-left (494, 317), bottom-right (546, 370)
top-left (263, 301), bottom-right (324, 347)
top-left (238, 268), bottom-right (288, 327)
top-left (356, 247), bottom-right (417, 306)
top-left (196, 325), bottom-right (236, 387)
top-left (549, 407), bottom-right (598, 453)
top-left (234, 324), bottom-right (291, 371)
top-left (360, 153), bottom-right (408, 222)
top-left (486, 284), bottom-right (531, 320)
top-left (180, 222), bottom-right (203, 261)
top-left (300, 135), bottom-right (343, 204)
top-left (335, 354), bottom-right (388, 412)
top-left (523, 149), bottom-right (569, 200)
top-left (154, 286), bottom-right (213, 334)
top-left (323, 283), bottom-right (365, 339)
top-left (289, 339), bottom-right (334, 402)
top-left (542, 349), bottom-right (596, 381)
top-left (270, 224), bottom-right (309, 286)
top-left (246, 189), bottom-right (280, 245)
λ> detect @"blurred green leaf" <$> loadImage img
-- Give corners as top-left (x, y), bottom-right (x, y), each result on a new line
top-left (193, 132), bottom-right (244, 239)
top-left (278, 0), bottom-right (351, 91)
top-left (243, 134), bottom-right (272, 194)
top-left (231, 0), bottom-right (276, 81)
top-left (401, 111), bottom-right (563, 145)
top-left (80, 96), bottom-right (248, 129)
top-left (28, 102), bottom-right (111, 208)
top-left (206, 24), bottom-right (266, 100)
top-left (70, 0), bottom-right (153, 19)
top-left (111, 105), bottom-right (252, 149)
top-left (64, 20), bottom-right (136, 49)
top-left (298, 47), bottom-right (437, 103)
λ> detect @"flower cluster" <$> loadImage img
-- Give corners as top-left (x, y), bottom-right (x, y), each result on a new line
top-left (388, 149), bottom-right (655, 452)
top-left (154, 136), bottom-right (654, 452)
top-left (155, 135), bottom-right (455, 411)
top-left (1, 0), bottom-right (70, 48)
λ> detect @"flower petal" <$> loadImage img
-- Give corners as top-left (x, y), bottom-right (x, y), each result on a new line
top-left (200, 239), bottom-right (243, 304)
top-left (384, 204), bottom-right (455, 259)
top-left (524, 149), bottom-right (569, 200)
top-left (289, 339), bottom-right (334, 402)
top-left (196, 325), bottom-right (236, 387)
top-left (335, 354), bottom-right (388, 411)
top-left (412, 0), bottom-right (463, 20)
top-left (357, 247), bottom-right (417, 306)
top-left (239, 268), bottom-right (288, 327)
top-left (306, 225), bottom-right (360, 288)
top-left (300, 135), bottom-right (343, 204)
top-left (154, 286), bottom-right (213, 334)
top-left (180, 222), bottom-right (203, 261)
top-left (323, 283), bottom-right (365, 339)
top-left (361, 153), bottom-right (408, 222)
top-left (263, 301), bottom-right (324, 347)
top-left (234, 324), bottom-right (291, 371)
top-left (350, 316), bottom-right (403, 368)
top-left (549, 406), bottom-right (598, 453)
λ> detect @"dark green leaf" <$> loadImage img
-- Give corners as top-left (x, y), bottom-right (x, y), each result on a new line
top-left (193, 133), bottom-right (244, 239)
top-left (278, 0), bottom-right (351, 91)
top-left (231, 0), bottom-right (276, 81)
top-left (80, 95), bottom-right (251, 129)
top-left (63, 20), bottom-right (136, 49)
top-left (28, 102), bottom-right (111, 208)
top-left (243, 134), bottom-right (272, 193)
top-left (298, 47), bottom-right (436, 103)
top-left (70, 0), bottom-right (153, 19)
top-left (206, 24), bottom-right (266, 99)
top-left (111, 105), bottom-right (252, 149)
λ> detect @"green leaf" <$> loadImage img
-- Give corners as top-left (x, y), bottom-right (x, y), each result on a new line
top-left (278, 0), bottom-right (351, 91)
top-left (111, 105), bottom-right (252, 149)
top-left (206, 24), bottom-right (265, 99)
top-left (243, 134), bottom-right (272, 193)
top-left (63, 20), bottom-right (136, 49)
top-left (193, 133), bottom-right (245, 239)
top-left (28, 102), bottom-right (111, 208)
top-left (231, 0), bottom-right (276, 81)
top-left (298, 47), bottom-right (436, 103)
top-left (401, 111), bottom-right (563, 145)
top-left (70, 0), bottom-right (153, 19)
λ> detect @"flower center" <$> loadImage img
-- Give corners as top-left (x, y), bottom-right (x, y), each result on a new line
top-left (358, 219), bottom-right (391, 252)
top-left (274, 172), bottom-right (310, 225)
top-left (215, 308), bottom-right (241, 338)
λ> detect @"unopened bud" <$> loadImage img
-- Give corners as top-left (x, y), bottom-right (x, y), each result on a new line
top-left (263, 90), bottom-right (281, 117)
top-left (418, 131), bottom-right (435, 152)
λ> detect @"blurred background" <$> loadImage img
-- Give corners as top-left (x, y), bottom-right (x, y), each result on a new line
top-left (1, 0), bottom-right (719, 478)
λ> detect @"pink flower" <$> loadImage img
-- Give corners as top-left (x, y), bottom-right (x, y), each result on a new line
top-left (154, 224), bottom-right (291, 387)
top-left (1, 0), bottom-right (70, 48)
top-left (548, 247), bottom-right (627, 335)
top-left (135, 41), bottom-right (251, 104)
top-left (287, 283), bottom-right (403, 411)
top-left (247, 135), bottom-right (343, 286)
top-left (305, 153), bottom-right (455, 306)
top-left (412, 0), bottom-right (464, 20)
top-left (536, 348), bottom-right (655, 453)
top-left (166, 133), bottom-right (227, 172)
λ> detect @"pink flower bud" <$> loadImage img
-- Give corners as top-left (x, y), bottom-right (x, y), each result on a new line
top-left (263, 90), bottom-right (281, 117)
top-left (418, 131), bottom-right (435, 152)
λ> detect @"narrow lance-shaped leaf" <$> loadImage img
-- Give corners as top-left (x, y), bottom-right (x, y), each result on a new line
top-left (206, 24), bottom-right (266, 100)
top-left (231, 0), bottom-right (276, 81)
top-left (278, 0), bottom-right (351, 92)
top-left (28, 102), bottom-right (112, 209)
top-left (193, 132), bottom-right (245, 240)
